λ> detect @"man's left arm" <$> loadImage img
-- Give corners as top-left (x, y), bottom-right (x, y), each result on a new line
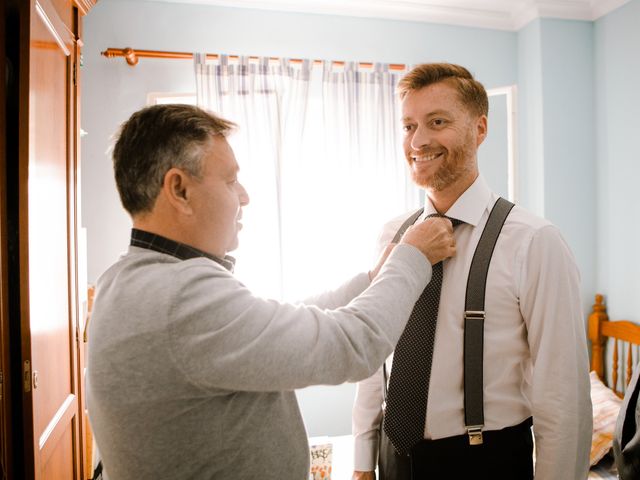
top-left (519, 225), bottom-right (592, 479)
top-left (301, 272), bottom-right (370, 309)
top-left (302, 244), bottom-right (396, 309)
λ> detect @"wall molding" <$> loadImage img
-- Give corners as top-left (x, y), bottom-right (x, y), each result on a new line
top-left (153, 0), bottom-right (632, 31)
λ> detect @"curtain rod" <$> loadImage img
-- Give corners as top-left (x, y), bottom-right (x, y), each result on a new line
top-left (100, 47), bottom-right (407, 71)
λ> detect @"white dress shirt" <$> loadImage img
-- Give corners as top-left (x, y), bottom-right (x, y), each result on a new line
top-left (352, 175), bottom-right (592, 479)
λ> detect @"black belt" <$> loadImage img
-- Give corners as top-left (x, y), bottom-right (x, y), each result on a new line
top-left (405, 417), bottom-right (535, 480)
top-left (411, 417), bottom-right (533, 454)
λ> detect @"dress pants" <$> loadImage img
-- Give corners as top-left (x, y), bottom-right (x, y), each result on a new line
top-left (379, 418), bottom-right (534, 480)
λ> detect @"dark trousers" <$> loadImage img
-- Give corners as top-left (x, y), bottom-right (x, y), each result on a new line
top-left (379, 418), bottom-right (534, 480)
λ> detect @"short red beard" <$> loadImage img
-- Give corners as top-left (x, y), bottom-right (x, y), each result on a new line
top-left (409, 133), bottom-right (476, 191)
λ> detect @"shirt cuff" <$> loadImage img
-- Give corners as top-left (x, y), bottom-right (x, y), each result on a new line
top-left (353, 431), bottom-right (379, 472)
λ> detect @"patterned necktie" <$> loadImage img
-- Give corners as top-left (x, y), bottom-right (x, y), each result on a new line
top-left (383, 215), bottom-right (463, 455)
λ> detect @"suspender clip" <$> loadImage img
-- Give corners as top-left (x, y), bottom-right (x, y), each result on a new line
top-left (466, 425), bottom-right (484, 445)
top-left (464, 310), bottom-right (485, 320)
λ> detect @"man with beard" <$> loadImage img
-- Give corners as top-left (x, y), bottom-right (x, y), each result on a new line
top-left (351, 63), bottom-right (592, 479)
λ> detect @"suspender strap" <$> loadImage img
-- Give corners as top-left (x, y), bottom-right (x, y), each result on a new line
top-left (391, 208), bottom-right (424, 244)
top-left (381, 199), bottom-right (514, 444)
top-left (463, 197), bottom-right (514, 445)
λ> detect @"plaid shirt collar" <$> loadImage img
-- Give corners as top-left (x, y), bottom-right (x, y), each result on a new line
top-left (130, 228), bottom-right (235, 272)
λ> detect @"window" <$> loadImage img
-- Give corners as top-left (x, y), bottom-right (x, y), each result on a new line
top-left (147, 92), bottom-right (196, 106)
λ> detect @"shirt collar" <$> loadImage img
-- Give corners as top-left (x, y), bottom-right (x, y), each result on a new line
top-left (130, 228), bottom-right (235, 272)
top-left (422, 175), bottom-right (493, 227)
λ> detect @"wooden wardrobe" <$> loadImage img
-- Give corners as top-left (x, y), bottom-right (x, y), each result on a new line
top-left (2, 0), bottom-right (96, 478)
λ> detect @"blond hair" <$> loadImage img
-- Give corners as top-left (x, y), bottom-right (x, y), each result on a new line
top-left (397, 63), bottom-right (488, 117)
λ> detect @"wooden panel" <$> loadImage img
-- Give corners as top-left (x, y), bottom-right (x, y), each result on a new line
top-left (22, 0), bottom-right (81, 478)
top-left (71, 6), bottom-right (92, 478)
top-left (41, 421), bottom-right (74, 480)
top-left (39, 395), bottom-right (77, 467)
top-left (79, 286), bottom-right (94, 480)
top-left (29, 0), bottom-right (74, 441)
top-left (601, 320), bottom-right (640, 344)
top-left (73, 0), bottom-right (95, 16)
top-left (35, 0), bottom-right (73, 56)
top-left (46, 0), bottom-right (73, 32)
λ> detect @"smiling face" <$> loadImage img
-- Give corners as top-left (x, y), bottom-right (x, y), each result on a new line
top-left (401, 81), bottom-right (487, 194)
top-left (189, 135), bottom-right (250, 257)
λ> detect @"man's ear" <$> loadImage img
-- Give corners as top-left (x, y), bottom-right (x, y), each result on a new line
top-left (476, 115), bottom-right (488, 147)
top-left (162, 167), bottom-right (194, 215)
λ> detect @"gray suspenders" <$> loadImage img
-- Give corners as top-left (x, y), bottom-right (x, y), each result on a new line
top-left (382, 197), bottom-right (515, 445)
top-left (390, 208), bottom-right (425, 244)
top-left (463, 197), bottom-right (514, 444)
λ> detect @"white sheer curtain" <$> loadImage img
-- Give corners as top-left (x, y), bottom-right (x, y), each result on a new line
top-left (194, 55), bottom-right (419, 301)
top-left (195, 54), bottom-right (311, 299)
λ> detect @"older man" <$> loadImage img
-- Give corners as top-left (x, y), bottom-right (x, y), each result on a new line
top-left (86, 104), bottom-right (456, 480)
top-left (352, 63), bottom-right (592, 479)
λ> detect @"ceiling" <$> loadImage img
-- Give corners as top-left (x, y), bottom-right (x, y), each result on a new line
top-left (148, 0), bottom-right (631, 30)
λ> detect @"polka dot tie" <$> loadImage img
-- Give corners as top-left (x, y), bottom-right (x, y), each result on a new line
top-left (383, 215), bottom-right (463, 456)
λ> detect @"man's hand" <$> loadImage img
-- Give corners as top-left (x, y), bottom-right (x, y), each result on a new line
top-left (400, 216), bottom-right (455, 265)
top-left (368, 243), bottom-right (396, 281)
top-left (352, 471), bottom-right (376, 480)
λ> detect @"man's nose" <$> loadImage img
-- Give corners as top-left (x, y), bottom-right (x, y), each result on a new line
top-left (410, 124), bottom-right (431, 151)
top-left (238, 183), bottom-right (250, 206)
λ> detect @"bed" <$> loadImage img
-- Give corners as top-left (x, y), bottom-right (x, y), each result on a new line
top-left (587, 293), bottom-right (640, 479)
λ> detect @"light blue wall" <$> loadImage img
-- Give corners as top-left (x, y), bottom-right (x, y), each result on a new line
top-left (594, 0), bottom-right (640, 320)
top-left (540, 20), bottom-right (596, 312)
top-left (516, 6), bottom-right (640, 322)
top-left (517, 19), bottom-right (596, 314)
top-left (517, 20), bottom-right (545, 215)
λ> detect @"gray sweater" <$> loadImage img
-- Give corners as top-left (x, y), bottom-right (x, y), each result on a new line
top-left (86, 244), bottom-right (430, 480)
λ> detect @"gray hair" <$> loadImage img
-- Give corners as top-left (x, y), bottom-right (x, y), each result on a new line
top-left (113, 104), bottom-right (236, 216)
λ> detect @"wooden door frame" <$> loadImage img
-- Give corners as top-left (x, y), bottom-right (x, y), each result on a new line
top-left (70, 7), bottom-right (93, 479)
top-left (4, 1), bottom-right (32, 477)
top-left (1, 1), bottom-right (13, 478)
top-left (16, 0), bottom-right (36, 476)
top-left (66, 4), bottom-right (84, 479)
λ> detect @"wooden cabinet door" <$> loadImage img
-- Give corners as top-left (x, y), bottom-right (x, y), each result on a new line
top-left (18, 0), bottom-right (83, 478)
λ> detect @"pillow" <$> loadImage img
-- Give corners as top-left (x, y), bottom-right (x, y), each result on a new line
top-left (590, 370), bottom-right (623, 466)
